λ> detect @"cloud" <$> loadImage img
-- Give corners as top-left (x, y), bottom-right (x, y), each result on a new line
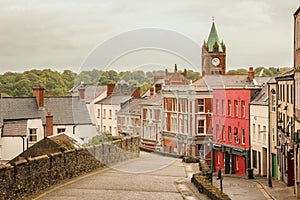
top-left (0, 0), bottom-right (298, 73)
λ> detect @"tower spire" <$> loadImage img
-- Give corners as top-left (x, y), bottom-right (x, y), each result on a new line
top-left (207, 20), bottom-right (223, 52)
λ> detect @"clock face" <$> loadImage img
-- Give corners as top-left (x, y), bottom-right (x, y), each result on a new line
top-left (212, 57), bottom-right (220, 66)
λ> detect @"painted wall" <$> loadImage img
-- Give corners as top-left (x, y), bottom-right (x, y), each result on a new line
top-left (0, 119), bottom-right (44, 163)
top-left (250, 104), bottom-right (268, 176)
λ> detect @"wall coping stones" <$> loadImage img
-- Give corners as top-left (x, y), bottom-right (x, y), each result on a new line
top-left (27, 155), bottom-right (49, 163)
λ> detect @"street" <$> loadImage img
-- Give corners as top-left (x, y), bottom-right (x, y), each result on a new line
top-left (34, 152), bottom-right (206, 200)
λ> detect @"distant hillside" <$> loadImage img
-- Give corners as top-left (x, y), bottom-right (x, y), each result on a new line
top-left (227, 66), bottom-right (291, 76)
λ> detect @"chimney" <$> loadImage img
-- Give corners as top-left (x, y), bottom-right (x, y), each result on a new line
top-left (78, 86), bottom-right (85, 100)
top-left (46, 110), bottom-right (53, 137)
top-left (150, 87), bottom-right (154, 96)
top-left (154, 84), bottom-right (162, 93)
top-left (107, 83), bottom-right (115, 96)
top-left (248, 67), bottom-right (255, 81)
top-left (33, 84), bottom-right (44, 107)
top-left (132, 87), bottom-right (140, 98)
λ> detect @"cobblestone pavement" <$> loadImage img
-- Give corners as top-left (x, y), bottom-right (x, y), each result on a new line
top-left (34, 152), bottom-right (205, 200)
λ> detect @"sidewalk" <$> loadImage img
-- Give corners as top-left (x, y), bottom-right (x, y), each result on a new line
top-left (186, 162), bottom-right (296, 200)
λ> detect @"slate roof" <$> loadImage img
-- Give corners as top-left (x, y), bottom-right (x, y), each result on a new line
top-left (0, 97), bottom-right (42, 127)
top-left (70, 83), bottom-right (106, 103)
top-left (250, 84), bottom-right (269, 106)
top-left (118, 98), bottom-right (146, 116)
top-left (193, 75), bottom-right (252, 90)
top-left (44, 96), bottom-right (92, 125)
top-left (2, 120), bottom-right (28, 137)
top-left (96, 95), bottom-right (132, 105)
top-left (140, 92), bottom-right (162, 106)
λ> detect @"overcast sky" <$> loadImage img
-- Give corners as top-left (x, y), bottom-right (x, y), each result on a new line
top-left (0, 0), bottom-right (299, 74)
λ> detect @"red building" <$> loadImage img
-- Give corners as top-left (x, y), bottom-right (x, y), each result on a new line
top-left (211, 69), bottom-right (261, 174)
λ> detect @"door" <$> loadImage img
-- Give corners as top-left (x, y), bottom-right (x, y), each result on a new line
top-left (224, 152), bottom-right (230, 174)
top-left (258, 152), bottom-right (261, 176)
top-left (272, 154), bottom-right (277, 178)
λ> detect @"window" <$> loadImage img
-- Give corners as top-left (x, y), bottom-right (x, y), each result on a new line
top-left (236, 156), bottom-right (239, 170)
top-left (222, 125), bottom-right (225, 140)
top-left (242, 128), bottom-right (245, 144)
top-left (97, 109), bottom-right (100, 118)
top-left (234, 127), bottom-right (239, 143)
top-left (228, 100), bottom-right (231, 116)
top-left (197, 120), bottom-right (205, 134)
top-left (257, 124), bottom-right (261, 142)
top-left (253, 150), bottom-right (257, 168)
top-left (241, 101), bottom-right (245, 117)
top-left (109, 109), bottom-right (112, 119)
top-left (57, 128), bottom-right (66, 133)
top-left (228, 126), bottom-right (232, 142)
top-left (282, 85), bottom-right (285, 101)
top-left (198, 99), bottom-right (204, 112)
top-left (271, 90), bottom-right (276, 112)
top-left (103, 126), bottom-right (106, 131)
top-left (234, 100), bottom-right (238, 117)
top-left (222, 100), bottom-right (225, 115)
top-left (291, 84), bottom-right (293, 104)
top-left (29, 129), bottom-right (37, 142)
top-left (103, 109), bottom-right (106, 119)
top-left (252, 124), bottom-right (256, 142)
top-left (287, 85), bottom-right (289, 103)
top-left (216, 124), bottom-right (220, 139)
top-left (109, 126), bottom-right (112, 134)
top-left (172, 99), bottom-right (177, 111)
top-left (216, 99), bottom-right (219, 114)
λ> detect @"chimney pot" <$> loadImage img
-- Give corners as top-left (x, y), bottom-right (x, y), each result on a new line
top-left (248, 67), bottom-right (255, 81)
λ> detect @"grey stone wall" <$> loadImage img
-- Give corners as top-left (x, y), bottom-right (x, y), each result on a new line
top-left (0, 136), bottom-right (140, 200)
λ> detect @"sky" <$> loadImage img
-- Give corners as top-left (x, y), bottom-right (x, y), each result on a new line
top-left (0, 0), bottom-right (299, 74)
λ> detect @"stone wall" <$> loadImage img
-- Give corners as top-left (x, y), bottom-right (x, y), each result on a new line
top-left (0, 136), bottom-right (140, 200)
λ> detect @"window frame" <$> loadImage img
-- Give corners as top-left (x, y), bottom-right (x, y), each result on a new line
top-left (29, 128), bottom-right (37, 142)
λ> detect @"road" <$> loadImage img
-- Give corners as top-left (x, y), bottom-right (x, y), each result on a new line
top-left (34, 152), bottom-right (206, 200)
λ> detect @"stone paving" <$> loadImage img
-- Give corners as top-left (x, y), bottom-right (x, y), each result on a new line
top-left (34, 152), bottom-right (204, 200)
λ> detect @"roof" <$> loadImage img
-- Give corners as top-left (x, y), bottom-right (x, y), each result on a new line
top-left (83, 85), bottom-right (106, 103)
top-left (140, 92), bottom-right (162, 106)
top-left (117, 98), bottom-right (146, 115)
top-left (0, 97), bottom-right (43, 127)
top-left (207, 22), bottom-right (223, 52)
top-left (253, 77), bottom-right (272, 86)
top-left (70, 83), bottom-right (107, 103)
top-left (250, 84), bottom-right (269, 106)
top-left (192, 75), bottom-right (252, 90)
top-left (275, 68), bottom-right (294, 80)
top-left (96, 95), bottom-right (132, 105)
top-left (10, 133), bottom-right (81, 163)
top-left (44, 96), bottom-right (92, 125)
top-left (2, 119), bottom-right (28, 137)
top-left (49, 133), bottom-right (82, 148)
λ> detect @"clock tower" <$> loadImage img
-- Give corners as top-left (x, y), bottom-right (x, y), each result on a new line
top-left (202, 20), bottom-right (226, 76)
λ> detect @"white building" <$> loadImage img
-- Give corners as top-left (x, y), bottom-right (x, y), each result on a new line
top-left (250, 84), bottom-right (269, 176)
